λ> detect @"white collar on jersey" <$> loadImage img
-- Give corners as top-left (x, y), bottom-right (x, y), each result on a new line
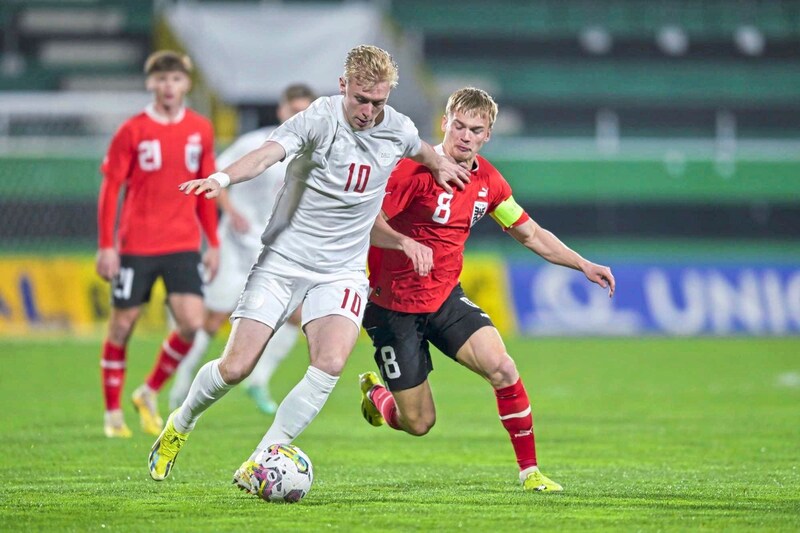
top-left (145, 103), bottom-right (186, 125)
top-left (434, 143), bottom-right (480, 172)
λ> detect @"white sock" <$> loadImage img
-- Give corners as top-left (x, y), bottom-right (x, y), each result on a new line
top-left (169, 329), bottom-right (212, 410)
top-left (249, 365), bottom-right (338, 461)
top-left (519, 466), bottom-right (540, 481)
top-left (246, 323), bottom-right (300, 389)
top-left (173, 359), bottom-right (232, 433)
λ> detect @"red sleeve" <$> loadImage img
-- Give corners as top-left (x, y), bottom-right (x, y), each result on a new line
top-left (196, 196), bottom-right (219, 247)
top-left (97, 123), bottom-right (134, 248)
top-left (382, 159), bottom-right (426, 219)
top-left (195, 121), bottom-right (219, 247)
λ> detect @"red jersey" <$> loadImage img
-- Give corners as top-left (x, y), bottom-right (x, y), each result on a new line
top-left (368, 152), bottom-right (526, 313)
top-left (98, 105), bottom-right (219, 255)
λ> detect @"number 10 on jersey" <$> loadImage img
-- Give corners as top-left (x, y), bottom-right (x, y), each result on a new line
top-left (345, 163), bottom-right (371, 193)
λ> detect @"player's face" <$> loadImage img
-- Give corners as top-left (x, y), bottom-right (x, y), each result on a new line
top-left (339, 77), bottom-right (392, 131)
top-left (277, 97), bottom-right (313, 123)
top-left (441, 110), bottom-right (492, 166)
top-left (147, 70), bottom-right (191, 110)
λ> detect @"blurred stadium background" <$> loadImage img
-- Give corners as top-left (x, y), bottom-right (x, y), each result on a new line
top-left (0, 0), bottom-right (799, 337)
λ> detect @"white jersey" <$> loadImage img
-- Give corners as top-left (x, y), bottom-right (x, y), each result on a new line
top-left (263, 95), bottom-right (422, 272)
top-left (218, 126), bottom-right (289, 250)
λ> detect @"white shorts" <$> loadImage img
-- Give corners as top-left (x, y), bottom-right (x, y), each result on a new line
top-left (231, 250), bottom-right (368, 332)
top-left (204, 234), bottom-right (260, 313)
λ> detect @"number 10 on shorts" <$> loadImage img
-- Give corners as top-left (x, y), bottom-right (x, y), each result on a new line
top-left (340, 288), bottom-right (362, 316)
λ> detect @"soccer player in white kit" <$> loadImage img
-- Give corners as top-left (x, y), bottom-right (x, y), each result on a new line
top-left (168, 84), bottom-right (316, 415)
top-left (148, 45), bottom-right (470, 492)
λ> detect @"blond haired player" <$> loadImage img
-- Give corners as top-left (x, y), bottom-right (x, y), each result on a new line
top-left (360, 87), bottom-right (615, 491)
top-left (148, 45), bottom-right (470, 495)
top-left (168, 84), bottom-right (317, 415)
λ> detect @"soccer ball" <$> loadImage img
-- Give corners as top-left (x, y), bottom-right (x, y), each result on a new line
top-left (252, 444), bottom-right (313, 503)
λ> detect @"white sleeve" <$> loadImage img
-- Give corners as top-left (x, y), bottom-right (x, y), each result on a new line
top-left (268, 99), bottom-right (329, 158)
top-left (399, 115), bottom-right (422, 158)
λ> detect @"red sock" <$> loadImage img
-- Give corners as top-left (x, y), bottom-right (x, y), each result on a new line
top-left (369, 385), bottom-right (401, 430)
top-left (495, 378), bottom-right (537, 471)
top-left (101, 341), bottom-right (126, 411)
top-left (145, 332), bottom-right (193, 392)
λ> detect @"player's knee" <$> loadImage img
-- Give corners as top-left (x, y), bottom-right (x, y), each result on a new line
top-left (487, 355), bottom-right (519, 389)
top-left (218, 358), bottom-right (251, 385)
top-left (174, 315), bottom-right (203, 340)
top-left (309, 353), bottom-right (347, 377)
top-left (108, 317), bottom-right (136, 344)
top-left (403, 413), bottom-right (436, 436)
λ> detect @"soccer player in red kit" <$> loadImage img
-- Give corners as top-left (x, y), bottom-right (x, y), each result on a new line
top-left (96, 51), bottom-right (219, 438)
top-left (360, 87), bottom-right (615, 491)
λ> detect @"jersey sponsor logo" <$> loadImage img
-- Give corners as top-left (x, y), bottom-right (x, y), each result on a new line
top-left (478, 186), bottom-right (489, 198)
top-left (471, 201), bottom-right (488, 226)
top-left (185, 134), bottom-right (202, 173)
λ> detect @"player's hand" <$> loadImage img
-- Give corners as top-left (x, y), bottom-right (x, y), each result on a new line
top-left (96, 248), bottom-right (120, 281)
top-left (179, 178), bottom-right (221, 199)
top-left (400, 237), bottom-right (434, 277)
top-left (432, 155), bottom-right (470, 194)
top-left (581, 261), bottom-right (615, 298)
top-left (203, 246), bottom-right (220, 282)
top-left (229, 209), bottom-right (250, 234)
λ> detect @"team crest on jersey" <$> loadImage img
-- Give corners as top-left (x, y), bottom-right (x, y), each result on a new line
top-left (185, 133), bottom-right (202, 172)
top-left (377, 150), bottom-right (395, 166)
top-left (471, 201), bottom-right (488, 226)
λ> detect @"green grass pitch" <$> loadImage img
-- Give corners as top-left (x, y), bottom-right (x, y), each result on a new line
top-left (1, 336), bottom-right (798, 531)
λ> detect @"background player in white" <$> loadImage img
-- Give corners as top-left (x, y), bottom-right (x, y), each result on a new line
top-left (148, 45), bottom-right (469, 493)
top-left (168, 84), bottom-right (316, 415)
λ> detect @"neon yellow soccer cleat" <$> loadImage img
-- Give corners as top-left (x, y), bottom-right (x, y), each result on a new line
top-left (522, 470), bottom-right (563, 492)
top-left (103, 410), bottom-right (132, 438)
top-left (232, 460), bottom-right (261, 495)
top-left (148, 411), bottom-right (188, 481)
top-left (132, 385), bottom-right (164, 436)
top-left (359, 371), bottom-right (385, 427)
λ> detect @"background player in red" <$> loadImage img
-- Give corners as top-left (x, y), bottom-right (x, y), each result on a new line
top-left (360, 87), bottom-right (615, 491)
top-left (96, 50), bottom-right (219, 438)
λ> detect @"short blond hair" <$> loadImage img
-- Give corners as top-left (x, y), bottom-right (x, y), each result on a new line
top-left (144, 50), bottom-right (193, 76)
top-left (343, 45), bottom-right (399, 88)
top-left (445, 87), bottom-right (498, 128)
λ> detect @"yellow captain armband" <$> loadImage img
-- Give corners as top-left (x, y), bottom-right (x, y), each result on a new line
top-left (490, 195), bottom-right (527, 229)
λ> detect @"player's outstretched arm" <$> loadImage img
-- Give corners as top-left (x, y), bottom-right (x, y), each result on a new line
top-left (508, 219), bottom-right (615, 297)
top-left (409, 141), bottom-right (470, 194)
top-left (370, 212), bottom-right (433, 277)
top-left (179, 141), bottom-right (287, 199)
